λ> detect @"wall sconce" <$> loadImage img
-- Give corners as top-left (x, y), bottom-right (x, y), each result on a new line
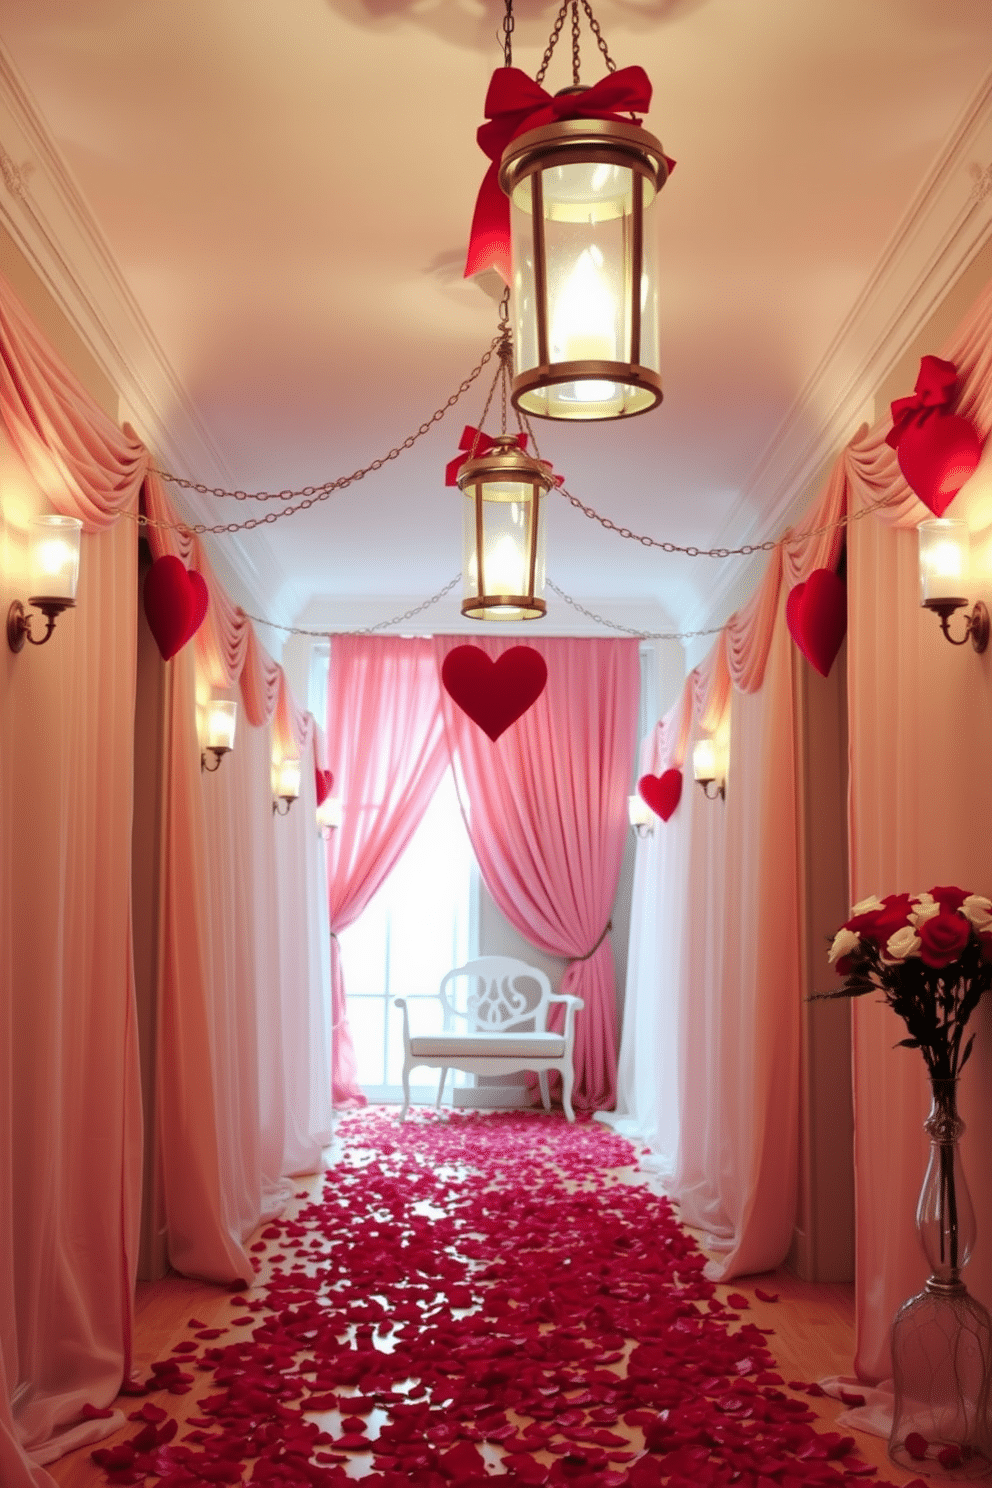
top-left (316, 795), bottom-right (343, 839)
top-left (693, 737), bottom-right (725, 800)
top-left (201, 699), bottom-right (237, 772)
top-left (272, 756), bottom-right (301, 815)
top-left (918, 518), bottom-right (989, 653)
top-left (7, 514), bottom-right (82, 652)
top-left (627, 794), bottom-right (654, 838)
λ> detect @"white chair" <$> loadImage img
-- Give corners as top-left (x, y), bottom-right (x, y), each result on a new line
top-left (395, 955), bottom-right (584, 1122)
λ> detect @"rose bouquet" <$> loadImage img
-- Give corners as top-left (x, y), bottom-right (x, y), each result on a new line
top-left (825, 885), bottom-right (992, 1080)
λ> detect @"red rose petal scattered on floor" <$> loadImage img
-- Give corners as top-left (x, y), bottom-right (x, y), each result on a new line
top-left (754, 1288), bottom-right (780, 1303)
top-left (88, 1111), bottom-right (913, 1488)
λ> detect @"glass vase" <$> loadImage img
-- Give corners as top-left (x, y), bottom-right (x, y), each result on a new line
top-left (889, 1079), bottom-right (992, 1479)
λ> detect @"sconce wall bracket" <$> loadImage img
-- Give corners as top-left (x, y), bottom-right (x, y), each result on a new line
top-left (697, 779), bottom-right (726, 800)
top-left (925, 597), bottom-right (990, 653)
top-left (201, 746), bottom-right (230, 773)
top-left (273, 798), bottom-right (293, 816)
top-left (7, 597), bottom-right (73, 653)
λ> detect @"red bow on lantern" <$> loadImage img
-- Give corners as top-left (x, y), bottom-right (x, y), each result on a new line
top-left (464, 65), bottom-right (671, 282)
top-left (886, 355), bottom-right (960, 447)
top-left (445, 424), bottom-right (564, 488)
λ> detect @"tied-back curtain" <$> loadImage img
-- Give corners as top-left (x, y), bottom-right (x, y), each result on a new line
top-left (325, 637), bottom-right (450, 1107)
top-left (433, 635), bottom-right (639, 1112)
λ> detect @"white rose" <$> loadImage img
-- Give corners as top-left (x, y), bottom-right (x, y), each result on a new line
top-left (962, 895), bottom-right (992, 929)
top-left (886, 926), bottom-right (922, 961)
top-left (828, 928), bottom-right (861, 964)
top-left (910, 898), bottom-right (940, 925)
top-left (850, 896), bottom-right (884, 917)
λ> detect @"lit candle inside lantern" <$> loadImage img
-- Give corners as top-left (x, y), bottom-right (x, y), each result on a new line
top-left (693, 737), bottom-right (717, 782)
top-left (274, 756), bottom-right (301, 800)
top-left (316, 796), bottom-right (343, 832)
top-left (628, 794), bottom-right (652, 830)
top-left (551, 245), bottom-right (618, 364)
top-left (205, 699), bottom-right (237, 753)
top-left (28, 515), bottom-right (82, 602)
top-left (919, 518), bottom-right (969, 605)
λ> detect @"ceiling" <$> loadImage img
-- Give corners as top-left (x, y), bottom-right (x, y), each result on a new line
top-left (0, 0), bottom-right (991, 654)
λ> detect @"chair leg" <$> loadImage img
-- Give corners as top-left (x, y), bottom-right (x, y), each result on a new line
top-left (399, 1061), bottom-right (411, 1122)
top-left (538, 1071), bottom-right (551, 1112)
top-left (561, 1061), bottom-right (576, 1123)
top-left (436, 1068), bottom-right (449, 1111)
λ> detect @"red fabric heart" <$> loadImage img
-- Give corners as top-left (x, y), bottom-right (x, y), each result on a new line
top-left (638, 769), bottom-right (682, 822)
top-left (143, 555), bottom-right (210, 660)
top-left (785, 568), bottom-right (847, 678)
top-left (441, 645), bottom-right (548, 741)
top-left (314, 767), bottom-right (334, 807)
top-left (886, 355), bottom-right (982, 516)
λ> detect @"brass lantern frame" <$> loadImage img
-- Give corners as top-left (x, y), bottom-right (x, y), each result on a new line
top-left (498, 116), bottom-right (670, 421)
top-left (457, 433), bottom-right (554, 621)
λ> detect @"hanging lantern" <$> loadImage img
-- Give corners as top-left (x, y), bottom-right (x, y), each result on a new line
top-left (500, 116), bottom-right (669, 420)
top-left (457, 434), bottom-right (553, 620)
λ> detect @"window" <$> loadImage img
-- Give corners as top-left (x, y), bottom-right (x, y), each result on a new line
top-left (337, 768), bottom-right (478, 1101)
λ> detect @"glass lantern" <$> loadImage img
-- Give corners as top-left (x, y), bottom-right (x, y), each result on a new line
top-left (205, 699), bottom-right (238, 755)
top-left (499, 117), bottom-right (670, 420)
top-left (919, 518), bottom-right (970, 607)
top-left (28, 514), bottom-right (82, 604)
top-left (457, 434), bottom-right (553, 620)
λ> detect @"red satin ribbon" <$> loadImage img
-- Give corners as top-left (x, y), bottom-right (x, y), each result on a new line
top-left (445, 424), bottom-right (563, 488)
top-left (886, 355), bottom-right (959, 448)
top-left (464, 65), bottom-right (671, 282)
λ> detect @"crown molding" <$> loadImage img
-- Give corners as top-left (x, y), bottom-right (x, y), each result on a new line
top-left (0, 41), bottom-right (280, 621)
top-left (694, 66), bottom-right (992, 632)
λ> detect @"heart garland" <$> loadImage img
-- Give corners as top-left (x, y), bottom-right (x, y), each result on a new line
top-left (638, 769), bottom-right (682, 822)
top-left (314, 766), bottom-right (334, 807)
top-left (143, 555), bottom-right (210, 661)
top-left (786, 567), bottom-right (847, 678)
top-left (441, 644), bottom-right (548, 741)
top-left (886, 355), bottom-right (982, 517)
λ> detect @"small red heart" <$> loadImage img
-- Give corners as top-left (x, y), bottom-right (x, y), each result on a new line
top-left (786, 568), bottom-right (847, 678)
top-left (441, 645), bottom-right (548, 741)
top-left (896, 411), bottom-right (981, 517)
top-left (638, 769), bottom-right (682, 822)
top-left (315, 767), bottom-right (334, 806)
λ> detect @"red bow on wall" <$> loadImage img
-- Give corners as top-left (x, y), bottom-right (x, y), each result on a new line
top-left (464, 65), bottom-right (670, 282)
top-left (886, 355), bottom-right (960, 445)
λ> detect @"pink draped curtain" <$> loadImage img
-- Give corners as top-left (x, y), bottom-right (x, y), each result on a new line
top-left (0, 274), bottom-right (147, 1483)
top-left (843, 276), bottom-right (992, 1380)
top-left (144, 477), bottom-right (331, 1281)
top-left (621, 464), bottom-right (847, 1276)
top-left (324, 636), bottom-right (450, 1107)
top-left (433, 635), bottom-right (639, 1112)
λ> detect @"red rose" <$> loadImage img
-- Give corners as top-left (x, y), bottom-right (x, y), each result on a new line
top-left (928, 885), bottom-right (970, 912)
top-left (917, 910), bottom-right (970, 969)
top-left (847, 898), bottom-right (912, 949)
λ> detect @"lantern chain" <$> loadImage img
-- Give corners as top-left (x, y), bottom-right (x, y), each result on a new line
top-left (241, 576), bottom-right (462, 638)
top-left (502, 0), bottom-right (514, 67)
top-left (571, 1), bottom-right (581, 87)
top-left (535, 0), bottom-right (570, 85)
top-left (580, 0), bottom-right (616, 73)
top-left (149, 330), bottom-right (503, 516)
top-left (546, 581), bottom-right (723, 640)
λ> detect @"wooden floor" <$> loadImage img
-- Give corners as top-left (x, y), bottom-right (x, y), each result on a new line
top-left (46, 1123), bottom-right (922, 1488)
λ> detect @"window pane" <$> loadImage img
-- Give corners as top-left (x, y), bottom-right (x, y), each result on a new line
top-left (338, 768), bottom-right (475, 1096)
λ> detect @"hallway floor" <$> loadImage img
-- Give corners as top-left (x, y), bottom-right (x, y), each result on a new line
top-left (49, 1109), bottom-right (923, 1487)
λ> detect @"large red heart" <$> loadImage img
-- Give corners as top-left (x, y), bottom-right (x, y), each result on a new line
top-left (895, 412), bottom-right (982, 517)
top-left (315, 766), bottom-right (334, 806)
top-left (441, 645), bottom-right (548, 741)
top-left (143, 555), bottom-right (210, 660)
top-left (786, 568), bottom-right (847, 678)
top-left (638, 769), bottom-right (682, 822)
